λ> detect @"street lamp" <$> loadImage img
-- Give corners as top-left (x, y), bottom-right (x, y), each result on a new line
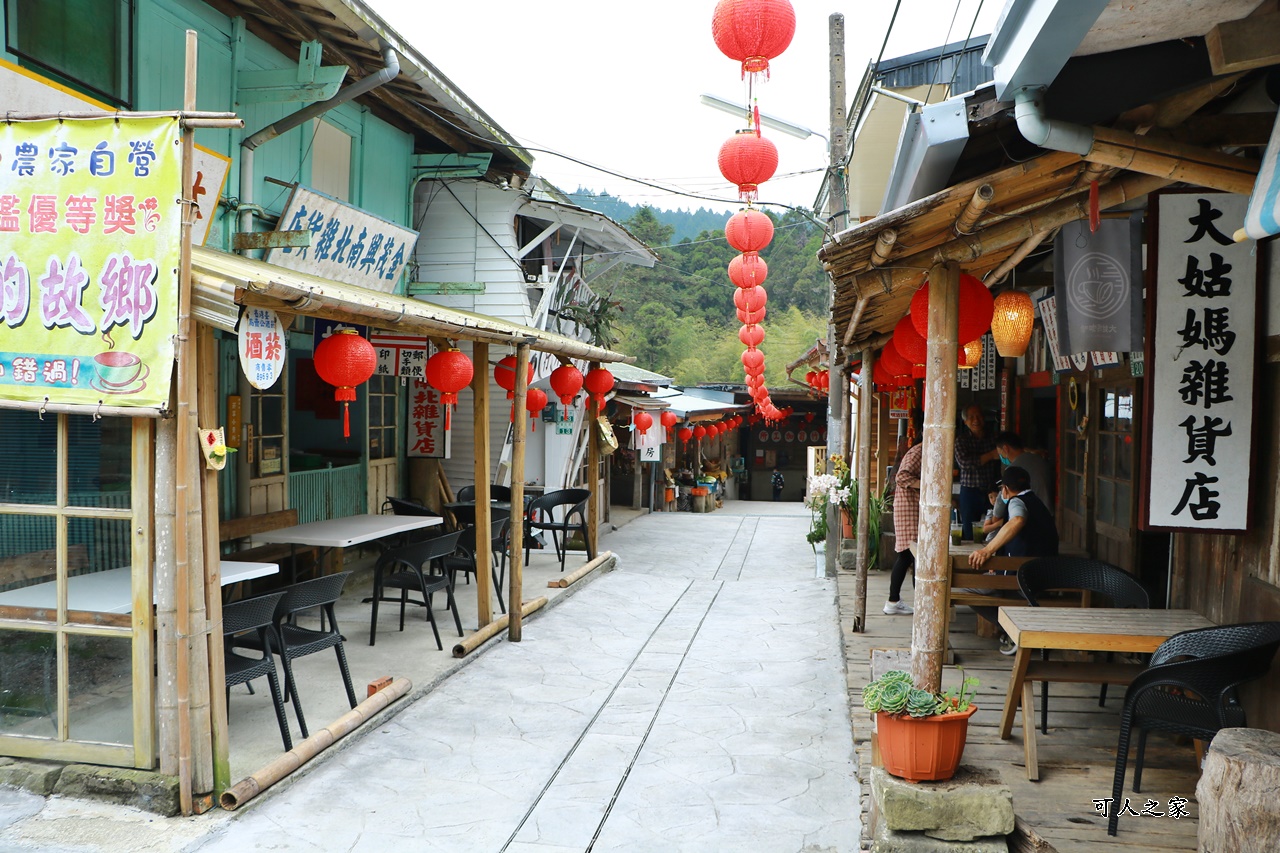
top-left (699, 93), bottom-right (828, 146)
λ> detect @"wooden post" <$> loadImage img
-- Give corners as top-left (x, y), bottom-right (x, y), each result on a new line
top-left (631, 430), bottom-right (643, 510)
top-left (471, 342), bottom-right (493, 627)
top-left (823, 12), bottom-right (848, 576)
top-left (852, 347), bottom-right (874, 631)
top-left (911, 261), bottom-right (960, 694)
top-left (586, 361), bottom-right (601, 558)
top-left (507, 343), bottom-right (531, 641)
top-left (198, 325), bottom-right (229, 797)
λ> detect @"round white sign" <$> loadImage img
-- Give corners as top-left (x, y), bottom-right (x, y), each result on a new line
top-left (238, 307), bottom-right (287, 390)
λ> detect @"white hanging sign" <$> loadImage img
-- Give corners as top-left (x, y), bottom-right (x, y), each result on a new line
top-left (237, 307), bottom-right (286, 390)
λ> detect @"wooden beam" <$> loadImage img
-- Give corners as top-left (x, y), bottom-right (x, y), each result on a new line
top-left (508, 344), bottom-right (531, 642)
top-left (852, 346), bottom-right (874, 632)
top-left (870, 229), bottom-right (897, 267)
top-left (1207, 10), bottom-right (1280, 74)
top-left (586, 361), bottom-right (602, 560)
top-left (911, 262), bottom-right (960, 694)
top-left (953, 184), bottom-right (994, 235)
top-left (1085, 127), bottom-right (1260, 195)
top-left (472, 342), bottom-right (493, 627)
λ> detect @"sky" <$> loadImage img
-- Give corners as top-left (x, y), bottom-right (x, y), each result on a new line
top-left (368, 0), bottom-right (1005, 214)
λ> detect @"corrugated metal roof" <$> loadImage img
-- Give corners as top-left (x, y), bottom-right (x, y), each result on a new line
top-left (876, 35), bottom-right (994, 95)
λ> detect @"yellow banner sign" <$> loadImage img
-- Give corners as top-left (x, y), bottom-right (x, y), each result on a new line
top-left (0, 117), bottom-right (181, 411)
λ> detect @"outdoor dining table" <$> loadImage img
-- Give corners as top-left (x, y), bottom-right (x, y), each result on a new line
top-left (252, 513), bottom-right (443, 581)
top-left (996, 606), bottom-right (1215, 780)
top-left (0, 560), bottom-right (279, 615)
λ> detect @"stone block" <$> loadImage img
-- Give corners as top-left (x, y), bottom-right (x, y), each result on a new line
top-left (873, 819), bottom-right (1009, 852)
top-left (873, 765), bottom-right (1014, 841)
top-left (0, 757), bottom-right (63, 795)
top-left (53, 765), bottom-right (180, 816)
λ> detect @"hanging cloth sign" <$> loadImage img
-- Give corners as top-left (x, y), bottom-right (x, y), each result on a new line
top-left (238, 307), bottom-right (287, 390)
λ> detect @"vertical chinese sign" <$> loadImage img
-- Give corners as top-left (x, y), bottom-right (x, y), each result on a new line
top-left (408, 379), bottom-right (449, 459)
top-left (0, 117), bottom-right (180, 411)
top-left (1144, 192), bottom-right (1258, 532)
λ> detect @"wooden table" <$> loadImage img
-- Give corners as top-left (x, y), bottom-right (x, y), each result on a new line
top-left (0, 561), bottom-right (278, 615)
top-left (253, 513), bottom-right (443, 580)
top-left (997, 607), bottom-right (1215, 780)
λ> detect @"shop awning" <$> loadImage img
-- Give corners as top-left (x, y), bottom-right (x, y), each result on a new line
top-left (518, 197), bottom-right (658, 267)
top-left (649, 389), bottom-right (749, 420)
top-left (192, 247), bottom-right (633, 363)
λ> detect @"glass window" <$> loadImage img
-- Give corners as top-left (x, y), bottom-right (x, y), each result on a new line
top-left (1098, 434), bottom-right (1114, 478)
top-left (251, 384), bottom-right (286, 478)
top-left (0, 629), bottom-right (57, 735)
top-left (5, 0), bottom-right (131, 106)
top-left (68, 634), bottom-right (132, 745)
top-left (367, 375), bottom-right (397, 461)
top-left (0, 410), bottom-right (57, 503)
top-left (67, 415), bottom-right (132, 508)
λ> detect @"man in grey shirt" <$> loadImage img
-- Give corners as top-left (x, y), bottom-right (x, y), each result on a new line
top-left (986, 432), bottom-right (1054, 533)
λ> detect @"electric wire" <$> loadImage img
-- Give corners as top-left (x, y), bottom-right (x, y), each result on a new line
top-left (924, 0), bottom-right (965, 106)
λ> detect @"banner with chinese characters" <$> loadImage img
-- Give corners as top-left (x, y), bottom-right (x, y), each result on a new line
top-left (0, 117), bottom-right (181, 411)
top-left (369, 332), bottom-right (428, 379)
top-left (264, 186), bottom-right (417, 293)
top-left (408, 379), bottom-right (449, 458)
top-left (1144, 192), bottom-right (1258, 532)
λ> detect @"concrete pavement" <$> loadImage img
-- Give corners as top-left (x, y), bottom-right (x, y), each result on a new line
top-left (0, 502), bottom-right (861, 852)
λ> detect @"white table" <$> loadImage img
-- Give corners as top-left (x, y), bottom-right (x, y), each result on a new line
top-left (0, 560), bottom-right (279, 615)
top-left (252, 513), bottom-right (443, 581)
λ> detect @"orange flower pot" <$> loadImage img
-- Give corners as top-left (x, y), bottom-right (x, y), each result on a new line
top-left (841, 508), bottom-right (853, 538)
top-left (877, 705), bottom-right (977, 782)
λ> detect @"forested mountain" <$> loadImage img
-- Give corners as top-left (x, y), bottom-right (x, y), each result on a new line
top-left (567, 188), bottom-right (730, 242)
top-left (581, 202), bottom-right (830, 387)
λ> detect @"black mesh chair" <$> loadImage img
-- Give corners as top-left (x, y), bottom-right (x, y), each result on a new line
top-left (223, 591), bottom-right (292, 751)
top-left (381, 497), bottom-right (445, 545)
top-left (369, 532), bottom-right (464, 649)
top-left (526, 489), bottom-right (593, 571)
top-left (454, 485), bottom-right (476, 502)
top-left (1107, 621), bottom-right (1280, 836)
top-left (490, 485), bottom-right (512, 502)
top-left (442, 513), bottom-right (511, 615)
top-left (1018, 557), bottom-right (1151, 734)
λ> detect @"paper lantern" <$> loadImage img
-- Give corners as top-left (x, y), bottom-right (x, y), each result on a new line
top-left (734, 285), bottom-right (768, 320)
top-left (718, 131), bottom-right (779, 201)
top-left (991, 290), bottom-right (1034, 357)
top-left (583, 367), bottom-right (614, 413)
top-left (424, 348), bottom-right (473, 431)
top-left (549, 363), bottom-right (584, 409)
top-left (711, 0), bottom-right (797, 76)
top-left (313, 329), bottom-right (376, 438)
top-left (817, 370), bottom-right (829, 391)
top-left (728, 252), bottom-right (769, 289)
top-left (494, 355), bottom-right (532, 400)
top-left (525, 388), bottom-right (548, 431)
top-left (893, 316), bottom-right (928, 365)
top-left (634, 410), bottom-right (654, 433)
top-left (660, 409), bottom-right (679, 438)
top-left (879, 340), bottom-right (912, 376)
top-left (678, 426), bottom-right (694, 445)
top-left (725, 208), bottom-right (775, 253)
top-left (742, 349), bottom-right (765, 371)
top-left (910, 273), bottom-right (995, 345)
top-left (693, 425), bottom-right (708, 440)
top-left (739, 323), bottom-right (765, 348)
top-left (960, 339), bottom-right (983, 369)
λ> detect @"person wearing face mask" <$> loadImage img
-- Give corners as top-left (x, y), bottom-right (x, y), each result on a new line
top-left (993, 431), bottom-right (1053, 515)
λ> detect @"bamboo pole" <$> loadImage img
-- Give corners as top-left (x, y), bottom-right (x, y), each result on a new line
top-left (471, 342), bottom-right (493, 627)
top-left (870, 229), bottom-right (897, 267)
top-left (197, 325), bottom-right (230, 797)
top-left (586, 361), bottom-right (602, 559)
top-left (548, 551), bottom-right (616, 589)
top-left (220, 677), bottom-right (413, 810)
top-left (155, 413), bottom-right (178, 777)
top-left (852, 347), bottom-right (874, 631)
top-left (453, 597), bottom-right (548, 657)
top-left (911, 262), bottom-right (960, 694)
top-left (508, 343), bottom-right (531, 642)
top-left (1086, 126), bottom-right (1258, 195)
top-left (953, 184), bottom-right (994, 235)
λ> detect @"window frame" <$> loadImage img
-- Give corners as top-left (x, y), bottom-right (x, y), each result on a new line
top-left (4, 0), bottom-right (134, 108)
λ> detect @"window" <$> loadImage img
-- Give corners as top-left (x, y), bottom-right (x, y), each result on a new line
top-left (251, 385), bottom-right (286, 478)
top-left (367, 374), bottom-right (398, 460)
top-left (5, 0), bottom-right (132, 107)
top-left (1095, 388), bottom-right (1135, 531)
top-left (310, 120), bottom-right (351, 201)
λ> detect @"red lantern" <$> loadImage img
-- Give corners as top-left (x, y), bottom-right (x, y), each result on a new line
top-left (739, 323), bottom-right (765, 348)
top-left (634, 410), bottom-right (654, 433)
top-left (549, 363), bottom-right (584, 409)
top-left (734, 285), bottom-right (768, 314)
top-left (742, 349), bottom-right (765, 371)
top-left (693, 425), bottom-right (708, 440)
top-left (583, 367), bottom-right (614, 413)
top-left (893, 316), bottom-right (928, 365)
top-left (910, 273), bottom-right (995, 344)
top-left (725, 208), bottom-right (775, 253)
top-left (711, 0), bottom-right (797, 77)
top-left (805, 412), bottom-right (815, 423)
top-left (425, 348), bottom-right (473, 431)
top-left (678, 426), bottom-right (694, 445)
top-left (525, 387), bottom-right (548, 431)
top-left (313, 329), bottom-right (376, 439)
top-left (880, 340), bottom-right (912, 376)
top-left (494, 355), bottom-right (532, 400)
top-left (728, 252), bottom-right (769, 289)
top-left (911, 363), bottom-right (926, 379)
top-left (718, 131), bottom-right (779, 201)
top-left (817, 370), bottom-right (830, 391)
top-left (660, 409), bottom-right (679, 438)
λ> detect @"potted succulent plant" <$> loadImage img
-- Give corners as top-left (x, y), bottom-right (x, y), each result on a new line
top-left (862, 668), bottom-right (979, 782)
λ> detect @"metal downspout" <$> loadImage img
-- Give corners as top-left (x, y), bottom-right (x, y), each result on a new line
top-left (237, 41), bottom-right (401, 252)
top-left (1012, 86), bottom-right (1094, 156)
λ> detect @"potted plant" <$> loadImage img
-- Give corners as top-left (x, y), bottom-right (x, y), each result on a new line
top-left (804, 473), bottom-right (837, 552)
top-left (862, 669), bottom-right (979, 782)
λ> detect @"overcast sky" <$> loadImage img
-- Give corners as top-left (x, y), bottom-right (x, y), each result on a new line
top-left (368, 0), bottom-right (1004, 213)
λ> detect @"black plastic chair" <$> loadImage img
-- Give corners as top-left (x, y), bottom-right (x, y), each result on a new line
top-left (454, 485), bottom-right (476, 502)
top-left (369, 532), bottom-right (464, 650)
top-left (442, 514), bottom-right (511, 615)
top-left (1018, 557), bottom-right (1151, 734)
top-left (1107, 621), bottom-right (1280, 836)
top-left (223, 591), bottom-right (292, 751)
top-left (525, 488), bottom-right (593, 571)
top-left (490, 485), bottom-right (512, 502)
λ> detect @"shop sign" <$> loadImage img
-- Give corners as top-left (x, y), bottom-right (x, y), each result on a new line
top-left (0, 116), bottom-right (180, 411)
top-left (238, 307), bottom-right (286, 389)
top-left (555, 407), bottom-right (575, 436)
top-left (1037, 295), bottom-right (1073, 373)
top-left (265, 186), bottom-right (417, 293)
top-left (1143, 192), bottom-right (1258, 532)
top-left (369, 332), bottom-right (428, 379)
top-left (313, 319), bottom-right (367, 350)
top-left (408, 379), bottom-right (449, 458)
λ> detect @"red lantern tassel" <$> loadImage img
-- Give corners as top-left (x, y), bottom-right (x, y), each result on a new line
top-left (343, 403), bottom-right (350, 439)
top-left (1089, 180), bottom-right (1100, 233)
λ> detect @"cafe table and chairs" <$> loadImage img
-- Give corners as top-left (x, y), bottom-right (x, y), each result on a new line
top-left (996, 606), bottom-right (1215, 780)
top-left (251, 513), bottom-right (443, 582)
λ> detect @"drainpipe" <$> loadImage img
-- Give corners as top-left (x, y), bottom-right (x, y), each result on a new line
top-left (1012, 86), bottom-right (1093, 156)
top-left (237, 41), bottom-right (401, 249)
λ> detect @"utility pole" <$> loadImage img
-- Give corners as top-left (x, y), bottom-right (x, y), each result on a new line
top-left (824, 12), bottom-right (848, 576)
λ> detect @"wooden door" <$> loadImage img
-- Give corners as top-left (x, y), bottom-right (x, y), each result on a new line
top-left (366, 374), bottom-right (398, 513)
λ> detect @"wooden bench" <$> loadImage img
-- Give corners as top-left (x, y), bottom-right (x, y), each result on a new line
top-left (945, 555), bottom-right (1085, 640)
top-left (219, 509), bottom-right (316, 581)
